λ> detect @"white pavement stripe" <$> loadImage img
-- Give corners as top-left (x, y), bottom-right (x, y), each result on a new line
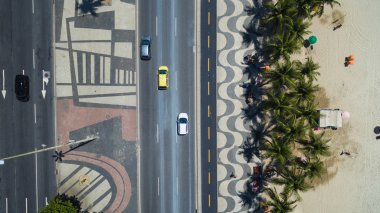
top-left (104, 57), bottom-right (110, 84)
top-left (91, 54), bottom-right (95, 84)
top-left (157, 177), bottom-right (160, 196)
top-left (34, 104), bottom-right (37, 124)
top-left (176, 176), bottom-right (178, 194)
top-left (6, 197), bottom-right (8, 213)
top-left (32, 0), bottom-right (34, 14)
top-left (100, 56), bottom-right (104, 83)
top-left (45, 197), bottom-right (48, 206)
top-left (156, 16), bottom-right (158, 36)
top-left (82, 53), bottom-right (86, 83)
top-left (32, 49), bottom-right (35, 69)
top-left (115, 69), bottom-right (118, 83)
top-left (156, 124), bottom-right (158, 143)
top-left (25, 197), bottom-right (28, 213)
top-left (119, 69), bottom-right (124, 84)
top-left (35, 149), bottom-right (38, 212)
top-left (73, 52), bottom-right (78, 83)
top-left (175, 17), bottom-right (177, 37)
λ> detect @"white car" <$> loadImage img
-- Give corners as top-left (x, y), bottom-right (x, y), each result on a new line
top-left (177, 113), bottom-right (189, 135)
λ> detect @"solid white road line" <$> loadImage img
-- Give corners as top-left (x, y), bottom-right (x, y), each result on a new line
top-left (157, 177), bottom-right (160, 196)
top-left (25, 197), bottom-right (28, 213)
top-left (34, 104), bottom-right (37, 124)
top-left (156, 124), bottom-right (158, 143)
top-left (32, 0), bottom-right (34, 14)
top-left (35, 148), bottom-right (38, 212)
top-left (32, 49), bottom-right (35, 69)
top-left (6, 197), bottom-right (8, 213)
top-left (175, 17), bottom-right (177, 37)
top-left (156, 16), bottom-right (158, 36)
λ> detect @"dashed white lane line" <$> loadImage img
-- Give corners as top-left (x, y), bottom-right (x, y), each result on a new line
top-left (32, 49), bottom-right (35, 69)
top-left (34, 104), bottom-right (37, 124)
top-left (156, 124), bottom-right (158, 143)
top-left (35, 148), bottom-right (38, 212)
top-left (32, 0), bottom-right (34, 14)
top-left (175, 17), bottom-right (177, 37)
top-left (156, 16), bottom-right (158, 36)
top-left (5, 197), bottom-right (8, 213)
top-left (176, 176), bottom-right (178, 194)
top-left (157, 177), bottom-right (160, 196)
top-left (25, 197), bottom-right (28, 213)
top-left (45, 197), bottom-right (48, 206)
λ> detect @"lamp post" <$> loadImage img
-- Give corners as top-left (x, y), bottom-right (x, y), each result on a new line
top-left (0, 135), bottom-right (99, 165)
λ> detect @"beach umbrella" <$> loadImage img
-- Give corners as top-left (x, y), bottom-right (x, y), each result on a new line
top-left (341, 111), bottom-right (350, 119)
top-left (308, 35), bottom-right (317, 44)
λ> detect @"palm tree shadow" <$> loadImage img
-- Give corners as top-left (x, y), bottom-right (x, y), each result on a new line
top-left (76, 0), bottom-right (102, 17)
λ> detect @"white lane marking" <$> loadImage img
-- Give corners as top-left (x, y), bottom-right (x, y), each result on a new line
top-left (32, 0), bottom-right (34, 14)
top-left (156, 16), bottom-right (158, 36)
top-left (156, 124), bottom-right (158, 143)
top-left (34, 104), bottom-right (37, 124)
top-left (45, 197), bottom-right (48, 206)
top-left (175, 17), bottom-right (177, 37)
top-left (25, 197), bottom-right (28, 213)
top-left (22, 69), bottom-right (25, 75)
top-left (35, 148), bottom-right (38, 212)
top-left (157, 177), bottom-right (160, 196)
top-left (176, 176), bottom-right (178, 194)
top-left (6, 197), bottom-right (8, 213)
top-left (32, 49), bottom-right (35, 69)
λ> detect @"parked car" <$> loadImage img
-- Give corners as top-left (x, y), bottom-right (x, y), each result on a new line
top-left (158, 66), bottom-right (169, 90)
top-left (140, 36), bottom-right (151, 60)
top-left (15, 74), bottom-right (29, 102)
top-left (177, 113), bottom-right (189, 135)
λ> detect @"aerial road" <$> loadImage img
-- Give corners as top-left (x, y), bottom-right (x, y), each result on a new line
top-left (0, 0), bottom-right (56, 212)
top-left (138, 0), bottom-right (196, 212)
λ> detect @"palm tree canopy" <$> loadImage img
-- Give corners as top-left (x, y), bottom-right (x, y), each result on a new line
top-left (299, 132), bottom-right (331, 158)
top-left (263, 188), bottom-right (298, 213)
top-left (297, 58), bottom-right (320, 82)
top-left (263, 0), bottom-right (298, 33)
top-left (265, 32), bottom-right (302, 62)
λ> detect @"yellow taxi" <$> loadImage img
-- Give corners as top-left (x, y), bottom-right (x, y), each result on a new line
top-left (158, 66), bottom-right (169, 90)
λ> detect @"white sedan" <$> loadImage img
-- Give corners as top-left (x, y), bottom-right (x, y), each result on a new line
top-left (177, 113), bottom-right (189, 135)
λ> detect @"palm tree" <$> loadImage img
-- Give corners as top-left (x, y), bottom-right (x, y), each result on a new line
top-left (261, 91), bottom-right (300, 118)
top-left (302, 157), bottom-right (325, 180)
top-left (262, 0), bottom-right (297, 33)
top-left (313, 0), bottom-right (341, 17)
top-left (238, 181), bottom-right (256, 209)
top-left (263, 61), bottom-right (300, 91)
top-left (271, 166), bottom-right (313, 200)
top-left (238, 137), bottom-right (257, 163)
top-left (290, 79), bottom-right (319, 105)
top-left (274, 116), bottom-right (309, 145)
top-left (294, 0), bottom-right (316, 19)
top-left (262, 188), bottom-right (298, 213)
top-left (76, 0), bottom-right (101, 16)
top-left (264, 32), bottom-right (301, 62)
top-left (298, 131), bottom-right (330, 158)
top-left (296, 58), bottom-right (320, 82)
top-left (296, 101), bottom-right (319, 127)
top-left (261, 135), bottom-right (292, 170)
top-left (291, 18), bottom-right (312, 43)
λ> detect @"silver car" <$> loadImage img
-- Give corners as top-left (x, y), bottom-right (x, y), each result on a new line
top-left (140, 36), bottom-right (151, 60)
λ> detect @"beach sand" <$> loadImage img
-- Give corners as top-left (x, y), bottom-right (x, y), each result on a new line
top-left (294, 0), bottom-right (380, 212)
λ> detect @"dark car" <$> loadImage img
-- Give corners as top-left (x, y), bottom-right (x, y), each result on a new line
top-left (15, 74), bottom-right (29, 101)
top-left (140, 36), bottom-right (151, 60)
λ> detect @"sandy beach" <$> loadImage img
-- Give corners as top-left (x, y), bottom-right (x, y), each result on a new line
top-left (295, 0), bottom-right (380, 212)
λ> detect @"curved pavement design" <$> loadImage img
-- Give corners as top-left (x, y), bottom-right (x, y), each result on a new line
top-left (216, 0), bottom-right (260, 212)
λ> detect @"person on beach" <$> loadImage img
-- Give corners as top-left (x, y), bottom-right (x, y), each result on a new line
top-left (340, 150), bottom-right (351, 156)
top-left (333, 24), bottom-right (342, 31)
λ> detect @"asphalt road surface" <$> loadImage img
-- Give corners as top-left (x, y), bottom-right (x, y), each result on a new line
top-left (0, 0), bottom-right (56, 212)
top-left (138, 0), bottom-right (196, 212)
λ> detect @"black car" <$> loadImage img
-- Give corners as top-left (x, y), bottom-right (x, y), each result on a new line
top-left (15, 74), bottom-right (29, 101)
